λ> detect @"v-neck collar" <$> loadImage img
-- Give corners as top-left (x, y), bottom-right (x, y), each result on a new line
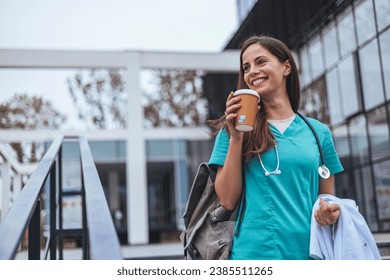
top-left (268, 113), bottom-right (300, 138)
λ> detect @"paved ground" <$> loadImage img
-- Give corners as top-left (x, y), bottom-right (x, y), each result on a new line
top-left (15, 242), bottom-right (184, 260)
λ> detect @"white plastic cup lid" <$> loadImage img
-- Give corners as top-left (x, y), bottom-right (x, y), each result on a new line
top-left (233, 89), bottom-right (260, 101)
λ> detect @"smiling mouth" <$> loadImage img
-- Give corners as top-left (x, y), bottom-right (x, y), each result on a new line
top-left (252, 77), bottom-right (267, 86)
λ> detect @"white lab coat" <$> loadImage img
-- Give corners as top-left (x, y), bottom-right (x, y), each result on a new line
top-left (310, 194), bottom-right (381, 260)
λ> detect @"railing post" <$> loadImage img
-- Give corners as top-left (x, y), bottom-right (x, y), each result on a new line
top-left (49, 161), bottom-right (57, 260)
top-left (0, 159), bottom-right (11, 221)
top-left (28, 199), bottom-right (41, 260)
top-left (81, 170), bottom-right (89, 260)
top-left (58, 147), bottom-right (64, 260)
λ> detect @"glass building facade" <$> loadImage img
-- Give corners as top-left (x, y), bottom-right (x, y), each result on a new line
top-left (298, 0), bottom-right (390, 232)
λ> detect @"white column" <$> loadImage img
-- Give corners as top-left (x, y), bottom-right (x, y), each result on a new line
top-left (1, 160), bottom-right (11, 220)
top-left (125, 52), bottom-right (149, 244)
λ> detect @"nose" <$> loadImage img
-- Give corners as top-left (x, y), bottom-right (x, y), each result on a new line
top-left (249, 64), bottom-right (260, 76)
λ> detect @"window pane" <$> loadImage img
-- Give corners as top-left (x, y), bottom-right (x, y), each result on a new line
top-left (300, 87), bottom-right (314, 115)
top-left (349, 115), bottom-right (369, 166)
top-left (142, 69), bottom-right (207, 128)
top-left (188, 140), bottom-right (213, 180)
top-left (176, 159), bottom-right (189, 230)
top-left (90, 141), bottom-right (126, 161)
top-left (323, 23), bottom-right (339, 69)
top-left (335, 172), bottom-right (352, 200)
top-left (359, 39), bottom-right (385, 110)
top-left (333, 125), bottom-right (352, 198)
top-left (354, 166), bottom-right (378, 231)
top-left (375, 0), bottom-right (390, 31)
top-left (299, 46), bottom-right (311, 87)
top-left (337, 7), bottom-right (357, 57)
top-left (333, 125), bottom-right (350, 160)
top-left (326, 67), bottom-right (343, 124)
top-left (146, 139), bottom-right (188, 159)
top-left (308, 35), bottom-right (325, 80)
top-left (374, 160), bottom-right (390, 231)
top-left (146, 140), bottom-right (173, 158)
top-left (379, 29), bottom-right (390, 100)
top-left (367, 105), bottom-right (390, 161)
top-left (339, 55), bottom-right (360, 117)
top-left (355, 0), bottom-right (376, 46)
top-left (302, 78), bottom-right (329, 124)
top-left (147, 161), bottom-right (176, 235)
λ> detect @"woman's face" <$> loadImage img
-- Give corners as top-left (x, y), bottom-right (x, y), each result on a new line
top-left (242, 43), bottom-right (290, 97)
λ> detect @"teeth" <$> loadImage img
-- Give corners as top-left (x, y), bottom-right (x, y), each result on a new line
top-left (252, 78), bottom-right (266, 86)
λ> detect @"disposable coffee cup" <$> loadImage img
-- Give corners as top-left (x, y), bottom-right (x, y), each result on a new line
top-left (234, 89), bottom-right (260, 132)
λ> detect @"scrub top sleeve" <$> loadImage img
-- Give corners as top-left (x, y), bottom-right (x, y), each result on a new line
top-left (322, 126), bottom-right (344, 175)
top-left (208, 128), bottom-right (230, 171)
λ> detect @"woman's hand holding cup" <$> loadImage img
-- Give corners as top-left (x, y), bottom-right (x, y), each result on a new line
top-left (225, 91), bottom-right (243, 140)
top-left (225, 89), bottom-right (260, 138)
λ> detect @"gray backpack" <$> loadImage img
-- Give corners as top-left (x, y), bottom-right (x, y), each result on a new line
top-left (180, 162), bottom-right (245, 260)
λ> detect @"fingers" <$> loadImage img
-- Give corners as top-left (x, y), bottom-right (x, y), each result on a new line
top-left (315, 210), bottom-right (334, 226)
top-left (319, 198), bottom-right (340, 213)
top-left (319, 197), bottom-right (327, 211)
top-left (328, 202), bottom-right (340, 212)
top-left (315, 199), bottom-right (340, 226)
top-left (314, 209), bottom-right (327, 226)
top-left (225, 91), bottom-right (241, 117)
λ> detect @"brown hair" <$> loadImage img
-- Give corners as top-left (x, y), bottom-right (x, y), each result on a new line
top-left (209, 35), bottom-right (301, 161)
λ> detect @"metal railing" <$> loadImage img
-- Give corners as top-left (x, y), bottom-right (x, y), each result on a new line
top-left (0, 136), bottom-right (123, 260)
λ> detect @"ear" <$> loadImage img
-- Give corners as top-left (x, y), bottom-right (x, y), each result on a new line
top-left (284, 60), bottom-right (292, 77)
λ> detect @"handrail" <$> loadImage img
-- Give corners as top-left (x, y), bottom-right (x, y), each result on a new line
top-left (0, 136), bottom-right (123, 260)
top-left (0, 136), bottom-right (64, 260)
top-left (79, 137), bottom-right (123, 259)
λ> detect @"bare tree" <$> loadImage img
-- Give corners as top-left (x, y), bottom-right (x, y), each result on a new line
top-left (67, 68), bottom-right (208, 129)
top-left (67, 68), bottom-right (127, 129)
top-left (143, 69), bottom-right (208, 128)
top-left (0, 93), bottom-right (67, 163)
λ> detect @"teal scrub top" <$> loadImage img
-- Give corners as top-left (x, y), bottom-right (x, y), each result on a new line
top-left (208, 114), bottom-right (344, 260)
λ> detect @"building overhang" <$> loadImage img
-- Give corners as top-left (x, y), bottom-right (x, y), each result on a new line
top-left (226, 0), bottom-right (356, 51)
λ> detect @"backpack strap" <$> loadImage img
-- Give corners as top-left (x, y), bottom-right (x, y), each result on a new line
top-left (182, 162), bottom-right (212, 228)
top-left (233, 159), bottom-right (246, 235)
top-left (226, 159), bottom-right (246, 258)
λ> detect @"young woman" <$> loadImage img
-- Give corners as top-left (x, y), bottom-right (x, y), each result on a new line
top-left (208, 35), bottom-right (343, 259)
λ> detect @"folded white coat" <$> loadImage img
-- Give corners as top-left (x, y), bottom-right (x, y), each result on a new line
top-left (310, 194), bottom-right (381, 260)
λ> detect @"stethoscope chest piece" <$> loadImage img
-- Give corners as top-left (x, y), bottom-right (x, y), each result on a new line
top-left (318, 165), bottom-right (330, 179)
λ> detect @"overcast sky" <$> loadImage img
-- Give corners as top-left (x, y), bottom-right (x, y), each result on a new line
top-left (0, 0), bottom-right (238, 52)
top-left (0, 0), bottom-right (239, 129)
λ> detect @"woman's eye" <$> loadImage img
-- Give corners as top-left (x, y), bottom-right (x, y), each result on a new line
top-left (243, 65), bottom-right (250, 72)
top-left (257, 59), bottom-right (266, 65)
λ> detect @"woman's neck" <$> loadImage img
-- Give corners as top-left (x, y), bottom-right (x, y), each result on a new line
top-left (263, 96), bottom-right (294, 120)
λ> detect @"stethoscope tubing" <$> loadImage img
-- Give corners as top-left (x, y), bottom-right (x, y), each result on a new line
top-left (258, 112), bottom-right (330, 179)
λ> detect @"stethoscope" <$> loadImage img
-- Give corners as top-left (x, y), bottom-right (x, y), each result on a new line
top-left (258, 112), bottom-right (330, 179)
